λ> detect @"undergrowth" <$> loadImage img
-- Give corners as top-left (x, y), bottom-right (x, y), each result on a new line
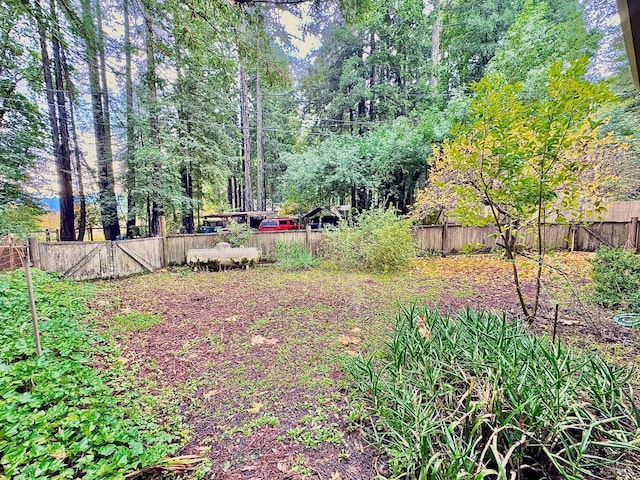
top-left (274, 240), bottom-right (319, 270)
top-left (0, 270), bottom-right (175, 479)
top-left (345, 306), bottom-right (640, 479)
top-left (323, 208), bottom-right (416, 273)
top-left (592, 247), bottom-right (640, 313)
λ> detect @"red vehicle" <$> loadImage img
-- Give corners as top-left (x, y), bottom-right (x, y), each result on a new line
top-left (258, 218), bottom-right (299, 232)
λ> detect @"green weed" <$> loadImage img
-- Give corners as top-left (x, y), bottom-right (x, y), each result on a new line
top-left (223, 413), bottom-right (280, 437)
top-left (287, 407), bottom-right (345, 448)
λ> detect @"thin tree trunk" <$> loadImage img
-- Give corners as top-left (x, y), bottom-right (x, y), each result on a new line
top-left (256, 61), bottom-right (266, 211)
top-left (369, 31), bottom-right (375, 121)
top-left (48, 0), bottom-right (75, 241)
top-left (123, 0), bottom-right (136, 237)
top-left (61, 46), bottom-right (87, 241)
top-left (240, 66), bottom-right (253, 211)
top-left (430, 0), bottom-right (441, 90)
top-left (143, 0), bottom-right (162, 235)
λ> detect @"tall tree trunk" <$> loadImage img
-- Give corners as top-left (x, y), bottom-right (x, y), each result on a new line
top-left (178, 101), bottom-right (194, 233)
top-left (143, 0), bottom-right (162, 235)
top-left (81, 0), bottom-right (119, 240)
top-left (47, 0), bottom-right (75, 241)
top-left (430, 0), bottom-right (441, 90)
top-left (240, 66), bottom-right (253, 211)
top-left (123, 0), bottom-right (136, 237)
top-left (34, 0), bottom-right (63, 231)
top-left (256, 63), bottom-right (266, 211)
top-left (61, 46), bottom-right (87, 241)
top-left (95, 0), bottom-right (120, 239)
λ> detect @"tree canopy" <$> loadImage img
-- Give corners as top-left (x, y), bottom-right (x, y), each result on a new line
top-left (0, 0), bottom-right (635, 240)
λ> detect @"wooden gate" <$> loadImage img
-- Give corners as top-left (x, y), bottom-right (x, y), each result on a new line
top-left (36, 238), bottom-right (163, 280)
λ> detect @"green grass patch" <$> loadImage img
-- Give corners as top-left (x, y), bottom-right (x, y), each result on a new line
top-left (0, 270), bottom-right (175, 479)
top-left (112, 311), bottom-right (163, 331)
top-left (345, 306), bottom-right (640, 479)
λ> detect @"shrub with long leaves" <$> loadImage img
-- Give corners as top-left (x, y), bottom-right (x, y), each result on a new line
top-left (345, 307), bottom-right (640, 479)
top-left (0, 270), bottom-right (174, 479)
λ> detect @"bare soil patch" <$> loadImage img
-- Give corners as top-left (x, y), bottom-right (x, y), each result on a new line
top-left (90, 253), bottom-right (640, 479)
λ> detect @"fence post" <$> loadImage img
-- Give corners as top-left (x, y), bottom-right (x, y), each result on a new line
top-left (631, 217), bottom-right (639, 252)
top-left (55, 229), bottom-right (60, 242)
top-left (441, 218), bottom-right (449, 257)
top-left (28, 238), bottom-right (41, 269)
top-left (160, 215), bottom-right (168, 267)
top-left (305, 225), bottom-right (312, 253)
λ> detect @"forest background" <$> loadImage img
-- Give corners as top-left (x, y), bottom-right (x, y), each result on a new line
top-left (1, 0), bottom-right (638, 241)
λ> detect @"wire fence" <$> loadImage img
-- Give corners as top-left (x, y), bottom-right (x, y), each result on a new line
top-left (0, 240), bottom-right (26, 272)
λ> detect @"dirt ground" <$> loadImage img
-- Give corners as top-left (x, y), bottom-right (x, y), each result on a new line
top-left (91, 253), bottom-right (640, 479)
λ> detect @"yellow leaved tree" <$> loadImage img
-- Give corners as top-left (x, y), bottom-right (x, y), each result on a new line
top-left (414, 58), bottom-right (624, 321)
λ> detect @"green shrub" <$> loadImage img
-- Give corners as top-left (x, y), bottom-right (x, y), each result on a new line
top-left (345, 307), bottom-right (640, 479)
top-left (275, 240), bottom-right (319, 270)
top-left (323, 209), bottom-right (416, 273)
top-left (592, 247), bottom-right (640, 312)
top-left (222, 221), bottom-right (253, 247)
top-left (0, 270), bottom-right (174, 479)
top-left (0, 204), bottom-right (43, 239)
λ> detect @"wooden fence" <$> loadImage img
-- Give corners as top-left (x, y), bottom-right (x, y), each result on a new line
top-left (1, 220), bottom-right (636, 279)
top-left (32, 237), bottom-right (163, 280)
top-left (414, 221), bottom-right (637, 254)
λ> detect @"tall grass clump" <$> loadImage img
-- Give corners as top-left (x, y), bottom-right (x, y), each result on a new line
top-left (345, 307), bottom-right (640, 479)
top-left (0, 270), bottom-right (175, 478)
top-left (592, 247), bottom-right (640, 313)
top-left (275, 240), bottom-right (319, 270)
top-left (324, 209), bottom-right (416, 273)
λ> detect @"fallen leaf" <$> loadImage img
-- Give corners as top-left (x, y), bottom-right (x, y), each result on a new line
top-left (277, 462), bottom-right (289, 472)
top-left (416, 313), bottom-right (431, 340)
top-left (339, 335), bottom-right (360, 346)
top-left (331, 472), bottom-right (342, 480)
top-left (560, 319), bottom-right (580, 326)
top-left (350, 327), bottom-right (362, 335)
top-left (247, 401), bottom-right (263, 414)
top-left (251, 335), bottom-right (278, 346)
top-left (203, 389), bottom-right (218, 400)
